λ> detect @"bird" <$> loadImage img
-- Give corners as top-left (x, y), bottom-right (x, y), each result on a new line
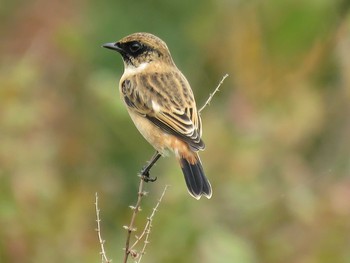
top-left (103, 32), bottom-right (212, 199)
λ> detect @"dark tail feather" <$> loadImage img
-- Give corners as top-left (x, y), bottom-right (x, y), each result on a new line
top-left (179, 157), bottom-right (212, 200)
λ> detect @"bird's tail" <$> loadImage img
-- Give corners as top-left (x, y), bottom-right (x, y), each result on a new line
top-left (179, 155), bottom-right (212, 200)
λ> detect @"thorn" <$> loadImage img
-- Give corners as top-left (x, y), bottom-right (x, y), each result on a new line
top-left (130, 250), bottom-right (139, 259)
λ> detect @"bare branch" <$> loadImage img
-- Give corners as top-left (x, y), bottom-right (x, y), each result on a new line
top-left (95, 192), bottom-right (111, 263)
top-left (123, 176), bottom-right (146, 263)
top-left (199, 74), bottom-right (229, 113)
top-left (136, 185), bottom-right (169, 263)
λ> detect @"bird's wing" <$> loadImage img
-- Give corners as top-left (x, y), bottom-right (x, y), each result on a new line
top-left (121, 72), bottom-right (204, 151)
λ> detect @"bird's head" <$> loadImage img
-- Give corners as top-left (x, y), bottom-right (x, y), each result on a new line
top-left (103, 32), bottom-right (174, 68)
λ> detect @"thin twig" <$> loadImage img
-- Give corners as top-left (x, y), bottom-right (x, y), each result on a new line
top-left (123, 176), bottom-right (146, 263)
top-left (129, 185), bottom-right (169, 251)
top-left (95, 193), bottom-right (111, 263)
top-left (199, 74), bottom-right (229, 113)
top-left (136, 185), bottom-right (169, 263)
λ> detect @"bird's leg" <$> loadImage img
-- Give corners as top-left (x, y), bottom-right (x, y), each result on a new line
top-left (140, 151), bottom-right (162, 182)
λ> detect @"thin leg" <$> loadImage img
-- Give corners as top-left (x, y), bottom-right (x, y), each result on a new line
top-left (140, 151), bottom-right (162, 182)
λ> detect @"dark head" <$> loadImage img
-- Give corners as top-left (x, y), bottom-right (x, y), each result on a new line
top-left (103, 32), bottom-right (174, 68)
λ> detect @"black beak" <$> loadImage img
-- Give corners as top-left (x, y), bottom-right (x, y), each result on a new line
top-left (102, 42), bottom-right (123, 53)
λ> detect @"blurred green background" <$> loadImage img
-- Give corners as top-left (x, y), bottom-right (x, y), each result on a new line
top-left (1, 0), bottom-right (350, 262)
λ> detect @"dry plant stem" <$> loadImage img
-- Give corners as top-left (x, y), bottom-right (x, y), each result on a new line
top-left (95, 193), bottom-right (111, 263)
top-left (130, 185), bottom-right (169, 250)
top-left (123, 176), bottom-right (146, 263)
top-left (199, 74), bottom-right (229, 113)
top-left (136, 185), bottom-right (169, 263)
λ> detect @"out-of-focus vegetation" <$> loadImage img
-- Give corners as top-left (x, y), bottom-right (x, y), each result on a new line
top-left (1, 0), bottom-right (350, 262)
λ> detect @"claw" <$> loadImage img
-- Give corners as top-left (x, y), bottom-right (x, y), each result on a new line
top-left (139, 151), bottom-right (161, 183)
top-left (140, 168), bottom-right (157, 182)
top-left (142, 175), bottom-right (157, 182)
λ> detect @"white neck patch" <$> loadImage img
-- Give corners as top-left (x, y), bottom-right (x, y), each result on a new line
top-left (123, 62), bottom-right (149, 77)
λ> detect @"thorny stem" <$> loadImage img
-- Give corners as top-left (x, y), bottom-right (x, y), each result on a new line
top-left (95, 193), bottom-right (111, 263)
top-left (130, 185), bottom-right (169, 251)
top-left (199, 74), bottom-right (229, 113)
top-left (123, 176), bottom-right (146, 263)
top-left (136, 185), bottom-right (169, 263)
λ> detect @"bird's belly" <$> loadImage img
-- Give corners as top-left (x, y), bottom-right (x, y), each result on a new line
top-left (127, 110), bottom-right (171, 155)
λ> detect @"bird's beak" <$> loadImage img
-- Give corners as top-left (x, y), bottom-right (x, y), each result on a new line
top-left (102, 42), bottom-right (123, 53)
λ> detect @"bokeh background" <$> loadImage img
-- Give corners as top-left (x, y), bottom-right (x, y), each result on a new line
top-left (1, 0), bottom-right (350, 262)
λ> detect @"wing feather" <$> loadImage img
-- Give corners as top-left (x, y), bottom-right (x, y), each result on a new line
top-left (120, 72), bottom-right (204, 151)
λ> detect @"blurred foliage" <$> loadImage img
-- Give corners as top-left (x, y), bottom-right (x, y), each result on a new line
top-left (1, 0), bottom-right (350, 262)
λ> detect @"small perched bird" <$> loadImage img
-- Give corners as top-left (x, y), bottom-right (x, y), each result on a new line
top-left (103, 32), bottom-right (212, 199)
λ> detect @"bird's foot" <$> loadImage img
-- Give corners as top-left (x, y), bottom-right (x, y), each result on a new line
top-left (140, 166), bottom-right (157, 182)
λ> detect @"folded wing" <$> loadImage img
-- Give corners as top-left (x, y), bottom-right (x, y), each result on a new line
top-left (121, 72), bottom-right (204, 151)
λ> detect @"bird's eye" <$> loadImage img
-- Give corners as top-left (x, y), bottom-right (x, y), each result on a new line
top-left (129, 42), bottom-right (142, 53)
